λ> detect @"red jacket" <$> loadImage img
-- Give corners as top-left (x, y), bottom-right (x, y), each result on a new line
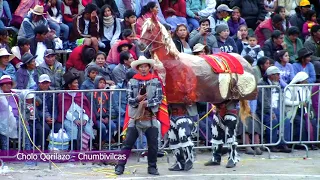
top-left (255, 19), bottom-right (274, 47)
top-left (66, 45), bottom-right (87, 71)
top-left (160, 0), bottom-right (186, 18)
top-left (61, 2), bottom-right (79, 23)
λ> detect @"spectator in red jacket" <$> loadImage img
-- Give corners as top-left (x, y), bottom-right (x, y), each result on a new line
top-left (160, 0), bottom-right (187, 31)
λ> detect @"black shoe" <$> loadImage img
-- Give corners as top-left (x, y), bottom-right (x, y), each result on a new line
top-left (278, 145), bottom-right (292, 153)
top-left (168, 163), bottom-right (184, 171)
top-left (184, 159), bottom-right (193, 171)
top-left (157, 150), bottom-right (165, 157)
top-left (226, 159), bottom-right (236, 168)
top-left (148, 167), bottom-right (160, 175)
top-left (204, 159), bottom-right (220, 166)
top-left (270, 147), bottom-right (280, 152)
top-left (115, 165), bottom-right (124, 175)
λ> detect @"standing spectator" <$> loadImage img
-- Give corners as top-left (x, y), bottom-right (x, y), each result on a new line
top-left (0, 48), bottom-right (15, 81)
top-left (11, 38), bottom-right (31, 70)
top-left (289, 0), bottom-right (311, 38)
top-left (17, 5), bottom-right (49, 40)
top-left (61, 0), bottom-right (82, 32)
top-left (81, 65), bottom-right (99, 90)
top-left (253, 56), bottom-right (271, 81)
top-left (302, 10), bottom-right (318, 39)
top-left (189, 18), bottom-right (218, 53)
top-left (255, 14), bottom-right (284, 47)
top-left (186, 0), bottom-right (216, 31)
top-left (284, 26), bottom-right (303, 63)
top-left (16, 53), bottom-right (38, 90)
top-left (160, 0), bottom-right (188, 31)
top-left (120, 10), bottom-right (137, 35)
top-left (262, 30), bottom-right (285, 60)
top-left (230, 0), bottom-right (267, 30)
top-left (173, 24), bottom-right (192, 54)
top-left (37, 49), bottom-right (64, 90)
top-left (208, 4), bottom-right (231, 34)
top-left (274, 6), bottom-right (291, 32)
top-left (292, 48), bottom-right (316, 83)
top-left (241, 35), bottom-right (264, 65)
top-left (227, 6), bottom-right (246, 37)
top-left (99, 5), bottom-right (121, 54)
top-left (215, 24), bottom-right (238, 53)
top-left (274, 50), bottom-right (295, 88)
top-left (112, 51), bottom-right (134, 84)
top-left (234, 24), bottom-right (249, 54)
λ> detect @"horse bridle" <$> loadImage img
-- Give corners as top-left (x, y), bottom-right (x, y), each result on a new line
top-left (139, 29), bottom-right (166, 52)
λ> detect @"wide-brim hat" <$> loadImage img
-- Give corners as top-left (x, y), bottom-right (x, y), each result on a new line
top-left (193, 43), bottom-right (208, 53)
top-left (21, 53), bottom-right (37, 67)
top-left (63, 71), bottom-right (80, 88)
top-left (296, 48), bottom-right (312, 60)
top-left (30, 5), bottom-right (46, 15)
top-left (0, 48), bottom-right (14, 61)
top-left (131, 56), bottom-right (155, 70)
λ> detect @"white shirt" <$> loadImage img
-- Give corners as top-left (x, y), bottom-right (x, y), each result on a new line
top-left (84, 20), bottom-right (90, 35)
top-left (35, 42), bottom-right (47, 66)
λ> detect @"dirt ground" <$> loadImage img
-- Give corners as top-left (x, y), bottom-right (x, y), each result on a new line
top-left (0, 148), bottom-right (319, 180)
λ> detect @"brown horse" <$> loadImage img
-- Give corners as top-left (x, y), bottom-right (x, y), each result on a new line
top-left (139, 14), bottom-right (257, 105)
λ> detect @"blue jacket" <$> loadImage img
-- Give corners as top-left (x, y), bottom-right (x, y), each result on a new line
top-left (216, 36), bottom-right (238, 53)
top-left (0, 64), bottom-right (16, 82)
top-left (292, 62), bottom-right (316, 83)
top-left (16, 68), bottom-right (38, 90)
top-left (112, 81), bottom-right (128, 117)
top-left (80, 79), bottom-right (95, 90)
top-left (274, 61), bottom-right (295, 88)
top-left (186, 0), bottom-right (206, 18)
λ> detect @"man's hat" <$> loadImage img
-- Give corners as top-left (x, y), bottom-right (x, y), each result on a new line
top-left (62, 71), bottom-right (79, 88)
top-left (296, 48), bottom-right (312, 60)
top-left (130, 56), bottom-right (154, 70)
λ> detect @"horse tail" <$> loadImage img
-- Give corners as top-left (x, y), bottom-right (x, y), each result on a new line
top-left (239, 100), bottom-right (251, 124)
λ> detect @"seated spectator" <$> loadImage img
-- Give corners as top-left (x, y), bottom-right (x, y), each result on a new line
top-left (120, 10), bottom-right (137, 36)
top-left (160, 0), bottom-right (188, 31)
top-left (72, 3), bottom-right (99, 51)
top-left (289, 0), bottom-right (311, 39)
top-left (107, 39), bottom-right (137, 70)
top-left (264, 0), bottom-right (277, 14)
top-left (253, 56), bottom-right (271, 81)
top-left (86, 52), bottom-right (114, 86)
top-left (57, 71), bottom-right (95, 150)
top-left (47, 0), bottom-right (70, 41)
top-left (257, 66), bottom-right (291, 152)
top-left (227, 6), bottom-right (246, 37)
top-left (30, 25), bottom-right (56, 66)
top-left (66, 44), bottom-right (96, 84)
top-left (61, 0), bottom-right (82, 31)
top-left (189, 18), bottom-right (218, 53)
top-left (81, 65), bottom-right (99, 90)
top-left (274, 6), bottom-right (291, 32)
top-left (292, 48), bottom-right (316, 83)
top-left (186, 0), bottom-right (215, 31)
top-left (215, 24), bottom-right (238, 53)
top-left (112, 51), bottom-right (134, 84)
top-left (192, 43), bottom-right (210, 55)
top-left (92, 0), bottom-right (119, 18)
top-left (17, 5), bottom-right (49, 40)
top-left (37, 49), bottom-right (64, 90)
top-left (262, 30), bottom-right (285, 60)
top-left (173, 24), bottom-right (192, 54)
top-left (208, 4), bottom-right (231, 34)
top-left (138, 0), bottom-right (168, 27)
top-left (99, 5), bottom-right (121, 54)
top-left (255, 14), bottom-right (284, 47)
top-left (284, 26), bottom-right (303, 63)
top-left (234, 25), bottom-right (249, 54)
top-left (0, 29), bottom-right (10, 52)
top-left (302, 10), bottom-right (318, 39)
top-left (0, 0), bottom-right (12, 28)
top-left (304, 25), bottom-right (320, 64)
top-left (11, 38), bottom-right (31, 70)
top-left (16, 53), bottom-right (38, 89)
top-left (92, 75), bottom-right (117, 147)
top-left (241, 35), bottom-right (264, 66)
top-left (311, 72), bottom-right (320, 119)
top-left (136, 2), bottom-right (162, 36)
top-left (274, 50), bottom-right (295, 88)
top-left (0, 48), bottom-right (15, 81)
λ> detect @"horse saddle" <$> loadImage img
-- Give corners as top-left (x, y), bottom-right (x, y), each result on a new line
top-left (201, 53), bottom-right (244, 74)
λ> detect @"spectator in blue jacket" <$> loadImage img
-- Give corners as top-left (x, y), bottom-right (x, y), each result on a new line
top-left (292, 48), bottom-right (316, 83)
top-left (0, 48), bottom-right (15, 81)
top-left (274, 50), bottom-right (295, 88)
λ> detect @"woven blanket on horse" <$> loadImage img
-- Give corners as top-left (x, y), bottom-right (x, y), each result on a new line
top-left (201, 53), bottom-right (244, 74)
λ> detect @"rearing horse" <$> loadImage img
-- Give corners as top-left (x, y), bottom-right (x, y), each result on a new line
top-left (139, 14), bottom-right (257, 105)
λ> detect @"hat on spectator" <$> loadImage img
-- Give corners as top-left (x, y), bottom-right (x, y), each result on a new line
top-left (0, 75), bottom-right (14, 86)
top-left (21, 53), bottom-right (37, 68)
top-left (86, 64), bottom-right (100, 74)
top-left (266, 66), bottom-right (280, 76)
top-left (117, 40), bottom-right (133, 53)
top-left (44, 49), bottom-right (56, 57)
top-left (25, 93), bottom-right (35, 100)
top-left (192, 43), bottom-right (208, 53)
top-left (30, 5), bottom-right (46, 15)
top-left (215, 24), bottom-right (229, 34)
top-left (290, 72), bottom-right (309, 84)
top-left (0, 48), bottom-right (14, 60)
top-left (217, 4), bottom-right (233, 12)
top-left (131, 56), bottom-right (154, 70)
top-left (63, 71), bottom-right (79, 88)
top-left (39, 74), bottom-right (51, 83)
top-left (299, 0), bottom-right (310, 7)
top-left (296, 48), bottom-right (312, 61)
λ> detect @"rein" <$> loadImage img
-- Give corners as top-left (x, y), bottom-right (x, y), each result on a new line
top-left (140, 29), bottom-right (166, 52)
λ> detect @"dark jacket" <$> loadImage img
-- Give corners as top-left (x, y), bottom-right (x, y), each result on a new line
top-left (37, 61), bottom-right (65, 90)
top-left (262, 39), bottom-right (283, 60)
top-left (36, 87), bottom-right (58, 121)
top-left (289, 8), bottom-right (306, 39)
top-left (233, 36), bottom-right (248, 54)
top-left (216, 36), bottom-right (238, 53)
top-left (173, 38), bottom-right (191, 53)
top-left (230, 0), bottom-right (267, 21)
top-left (72, 13), bottom-right (100, 41)
top-left (16, 68), bottom-right (39, 89)
top-left (29, 37), bottom-right (55, 56)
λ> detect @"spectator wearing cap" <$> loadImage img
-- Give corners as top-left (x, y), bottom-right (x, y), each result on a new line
top-left (72, 3), bottom-right (99, 51)
top-left (208, 4), bottom-right (231, 34)
top-left (29, 25), bottom-right (55, 66)
top-left (160, 0), bottom-right (188, 32)
top-left (11, 38), bottom-right (31, 70)
top-left (189, 18), bottom-right (218, 53)
top-left (230, 0), bottom-right (267, 30)
top-left (304, 25), bottom-right (320, 62)
top-left (0, 29), bottom-right (10, 53)
top-left (37, 49), bottom-right (64, 90)
top-left (290, 0), bottom-right (311, 35)
top-left (57, 71), bottom-right (95, 150)
top-left (186, 0), bottom-right (216, 31)
top-left (192, 43), bottom-right (210, 55)
top-left (284, 26), bottom-right (303, 63)
top-left (256, 66), bottom-right (291, 152)
top-left (16, 53), bottom-right (38, 90)
top-left (215, 24), bottom-right (238, 53)
top-left (227, 6), bottom-right (246, 37)
top-left (255, 14), bottom-right (284, 47)
top-left (81, 64), bottom-right (99, 90)
top-left (0, 48), bottom-right (15, 81)
top-left (292, 48), bottom-right (316, 83)
top-left (262, 30), bottom-right (285, 60)
top-left (107, 39), bottom-right (137, 70)
top-left (112, 51), bottom-right (134, 84)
